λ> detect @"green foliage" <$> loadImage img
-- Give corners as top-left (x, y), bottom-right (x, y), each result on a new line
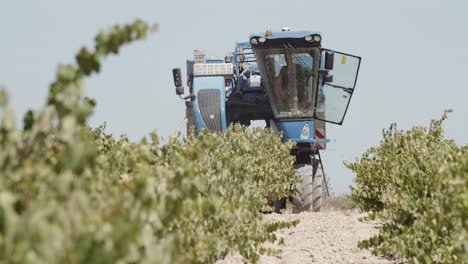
top-left (163, 126), bottom-right (298, 206)
top-left (345, 111), bottom-right (468, 263)
top-left (0, 20), bottom-right (299, 264)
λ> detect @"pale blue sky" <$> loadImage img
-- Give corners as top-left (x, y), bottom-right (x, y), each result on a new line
top-left (2, 0), bottom-right (467, 194)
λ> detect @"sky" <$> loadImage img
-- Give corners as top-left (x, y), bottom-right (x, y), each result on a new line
top-left (2, 0), bottom-right (467, 195)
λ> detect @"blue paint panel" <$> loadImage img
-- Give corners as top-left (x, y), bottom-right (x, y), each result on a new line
top-left (236, 42), bottom-right (251, 50)
top-left (192, 76), bottom-right (227, 132)
top-left (274, 120), bottom-right (329, 143)
top-left (206, 59), bottom-right (224, 63)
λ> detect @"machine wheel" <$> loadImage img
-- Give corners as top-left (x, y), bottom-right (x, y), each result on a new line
top-left (291, 163), bottom-right (323, 213)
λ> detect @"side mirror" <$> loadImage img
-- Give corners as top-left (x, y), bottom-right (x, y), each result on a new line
top-left (325, 51), bottom-right (334, 70)
top-left (172, 68), bottom-right (184, 95)
top-left (324, 74), bottom-right (333, 83)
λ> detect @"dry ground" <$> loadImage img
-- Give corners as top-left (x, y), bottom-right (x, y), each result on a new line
top-left (217, 197), bottom-right (401, 264)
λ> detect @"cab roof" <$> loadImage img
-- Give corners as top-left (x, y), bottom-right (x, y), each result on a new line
top-left (249, 31), bottom-right (321, 40)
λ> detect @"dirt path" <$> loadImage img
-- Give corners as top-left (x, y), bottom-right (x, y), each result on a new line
top-left (258, 211), bottom-right (394, 264)
top-left (218, 202), bottom-right (399, 264)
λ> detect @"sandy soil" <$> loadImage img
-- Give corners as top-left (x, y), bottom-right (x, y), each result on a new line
top-left (218, 199), bottom-right (400, 264)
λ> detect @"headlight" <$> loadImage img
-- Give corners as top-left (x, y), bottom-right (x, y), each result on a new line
top-left (259, 37), bottom-right (266, 43)
top-left (313, 35), bottom-right (321, 42)
top-left (250, 38), bottom-right (258, 45)
top-left (305, 35), bottom-right (313, 42)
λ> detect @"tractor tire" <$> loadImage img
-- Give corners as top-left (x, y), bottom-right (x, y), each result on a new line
top-left (291, 163), bottom-right (323, 213)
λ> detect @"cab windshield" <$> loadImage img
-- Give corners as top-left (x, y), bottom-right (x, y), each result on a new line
top-left (255, 46), bottom-right (318, 119)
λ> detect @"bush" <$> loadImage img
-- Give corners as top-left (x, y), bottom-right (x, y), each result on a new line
top-left (0, 21), bottom-right (299, 263)
top-left (345, 112), bottom-right (468, 263)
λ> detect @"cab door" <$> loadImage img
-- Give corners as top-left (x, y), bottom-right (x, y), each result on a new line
top-left (314, 49), bottom-right (361, 125)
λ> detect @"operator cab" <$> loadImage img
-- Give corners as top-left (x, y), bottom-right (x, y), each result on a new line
top-left (251, 30), bottom-right (361, 125)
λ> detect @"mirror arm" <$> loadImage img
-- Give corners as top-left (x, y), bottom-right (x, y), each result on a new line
top-left (318, 69), bottom-right (333, 82)
top-left (180, 94), bottom-right (196, 101)
top-left (318, 69), bottom-right (331, 75)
